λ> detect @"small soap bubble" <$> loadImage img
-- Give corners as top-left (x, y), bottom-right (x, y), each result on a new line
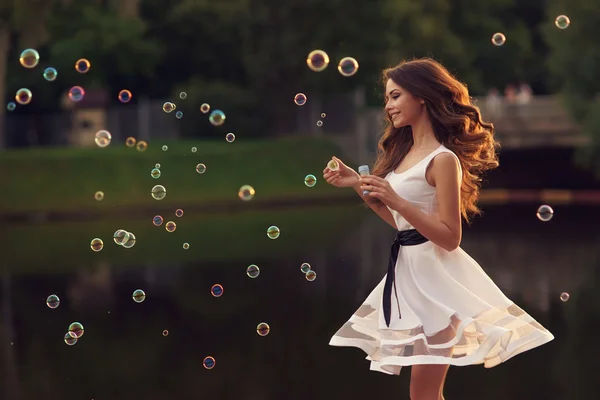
top-left (338, 57), bottom-right (359, 77)
top-left (68, 86), bottom-right (85, 102)
top-left (94, 191), bottom-right (104, 201)
top-left (155, 163), bottom-right (161, 168)
top-left (209, 110), bottom-right (226, 126)
top-left (118, 89), bottom-right (132, 103)
top-left (95, 130), bottom-right (111, 147)
top-left (19, 48), bottom-right (40, 69)
top-left (316, 120), bottom-right (323, 127)
top-left (560, 292), bottom-right (570, 302)
top-left (46, 294), bottom-right (60, 309)
top-left (491, 33), bottom-right (506, 46)
top-left (179, 92), bottom-right (187, 100)
top-left (125, 137), bottom-right (137, 147)
top-left (183, 242), bottom-right (190, 250)
top-left (191, 147), bottom-right (197, 153)
top-left (64, 332), bottom-right (78, 346)
top-left (152, 215), bottom-right (164, 226)
top-left (75, 58), bottom-right (91, 73)
top-left (165, 221), bottom-right (177, 232)
top-left (306, 50), bottom-right (330, 72)
top-left (132, 289), bottom-right (146, 303)
top-left (151, 185), bottom-right (167, 200)
top-left (151, 168), bottom-right (161, 179)
top-left (162, 330), bottom-right (169, 337)
top-left (555, 15), bottom-right (570, 30)
top-left (163, 102), bottom-right (175, 113)
top-left (136, 141), bottom-right (148, 152)
top-left (238, 185), bottom-right (256, 201)
top-left (113, 229), bottom-right (130, 245)
top-left (162, 145), bottom-right (168, 151)
top-left (327, 159), bottom-right (339, 171)
top-left (68, 322), bottom-right (85, 338)
top-left (203, 356), bottom-right (216, 369)
top-left (90, 238), bottom-right (104, 252)
top-left (305, 270), bottom-right (317, 281)
top-left (225, 132), bottom-right (235, 143)
top-left (196, 163), bottom-right (207, 174)
top-left (267, 226), bottom-right (280, 239)
top-left (246, 264), bottom-right (260, 278)
top-left (43, 67), bottom-right (58, 81)
top-left (6, 102), bottom-right (16, 111)
top-left (536, 205), bottom-right (554, 222)
top-left (256, 322), bottom-right (270, 336)
top-left (304, 174), bottom-right (317, 187)
top-left (121, 232), bottom-right (136, 249)
top-left (176, 111), bottom-right (183, 119)
top-left (321, 113), bottom-right (326, 118)
top-left (211, 284), bottom-right (224, 297)
top-left (200, 103), bottom-right (210, 113)
top-left (300, 263), bottom-right (311, 274)
top-left (175, 209), bottom-right (184, 217)
top-left (15, 88), bottom-right (32, 105)
top-left (294, 93), bottom-right (307, 106)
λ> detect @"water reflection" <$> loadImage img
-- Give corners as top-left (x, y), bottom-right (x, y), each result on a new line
top-left (1, 204), bottom-right (599, 399)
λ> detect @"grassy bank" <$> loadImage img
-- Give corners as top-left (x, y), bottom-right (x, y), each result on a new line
top-left (0, 137), bottom-right (356, 215)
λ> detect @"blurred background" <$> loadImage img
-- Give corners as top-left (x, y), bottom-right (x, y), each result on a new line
top-left (1, 0), bottom-right (600, 399)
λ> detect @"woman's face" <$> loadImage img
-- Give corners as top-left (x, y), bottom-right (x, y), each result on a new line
top-left (384, 79), bottom-right (424, 128)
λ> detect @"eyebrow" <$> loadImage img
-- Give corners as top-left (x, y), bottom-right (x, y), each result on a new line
top-left (387, 89), bottom-right (399, 96)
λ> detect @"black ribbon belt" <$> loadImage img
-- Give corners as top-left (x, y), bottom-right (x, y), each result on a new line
top-left (383, 229), bottom-right (429, 327)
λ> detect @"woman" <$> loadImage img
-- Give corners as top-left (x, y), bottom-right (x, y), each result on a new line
top-left (323, 58), bottom-right (554, 400)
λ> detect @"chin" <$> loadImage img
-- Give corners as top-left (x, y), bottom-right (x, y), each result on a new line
top-left (393, 119), bottom-right (409, 128)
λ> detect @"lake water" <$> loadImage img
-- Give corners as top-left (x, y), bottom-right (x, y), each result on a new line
top-left (1, 203), bottom-right (598, 399)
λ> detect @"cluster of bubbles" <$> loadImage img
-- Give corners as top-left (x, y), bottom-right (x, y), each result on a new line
top-left (64, 322), bottom-right (85, 346)
top-left (306, 50), bottom-right (360, 77)
top-left (300, 262), bottom-right (317, 281)
top-left (113, 229), bottom-right (137, 248)
top-left (492, 14), bottom-right (570, 47)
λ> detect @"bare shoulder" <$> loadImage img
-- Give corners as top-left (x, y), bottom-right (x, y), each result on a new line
top-left (430, 152), bottom-right (461, 186)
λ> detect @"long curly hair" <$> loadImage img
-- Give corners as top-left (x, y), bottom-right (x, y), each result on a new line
top-left (371, 58), bottom-right (500, 223)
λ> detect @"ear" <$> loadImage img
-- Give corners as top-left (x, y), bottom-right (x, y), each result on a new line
top-left (419, 98), bottom-right (425, 104)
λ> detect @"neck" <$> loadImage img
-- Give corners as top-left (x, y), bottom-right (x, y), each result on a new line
top-left (410, 116), bottom-right (438, 149)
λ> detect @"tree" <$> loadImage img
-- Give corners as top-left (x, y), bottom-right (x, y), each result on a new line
top-left (542, 0), bottom-right (600, 176)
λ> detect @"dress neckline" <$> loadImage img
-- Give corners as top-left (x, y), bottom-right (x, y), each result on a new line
top-left (391, 144), bottom-right (444, 176)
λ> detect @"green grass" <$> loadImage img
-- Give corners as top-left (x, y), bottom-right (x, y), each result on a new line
top-left (0, 136), bottom-right (355, 215)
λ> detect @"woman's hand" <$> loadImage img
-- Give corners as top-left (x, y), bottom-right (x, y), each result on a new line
top-left (359, 175), bottom-right (405, 209)
top-left (323, 157), bottom-right (361, 188)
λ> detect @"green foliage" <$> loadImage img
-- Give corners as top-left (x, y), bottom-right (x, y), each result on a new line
top-left (543, 0), bottom-right (600, 175)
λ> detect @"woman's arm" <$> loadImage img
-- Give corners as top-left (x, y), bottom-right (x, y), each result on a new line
top-left (391, 153), bottom-right (462, 251)
top-left (352, 181), bottom-right (398, 229)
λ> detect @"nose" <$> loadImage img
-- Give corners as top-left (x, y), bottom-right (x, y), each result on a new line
top-left (384, 100), bottom-right (393, 112)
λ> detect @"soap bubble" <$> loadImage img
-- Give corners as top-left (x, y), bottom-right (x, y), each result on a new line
top-left (267, 226), bottom-right (280, 239)
top-left (118, 89), bottom-right (132, 103)
top-left (300, 263), bottom-right (311, 274)
top-left (238, 185), bottom-right (256, 201)
top-left (6, 102), bottom-right (16, 111)
top-left (165, 221), bottom-right (176, 232)
top-left (43, 67), bottom-right (58, 81)
top-left (560, 292), bottom-right (570, 302)
top-left (491, 33), bottom-right (506, 46)
top-left (125, 137), bottom-right (136, 147)
top-left (211, 284), bottom-right (224, 297)
top-left (64, 332), bottom-right (77, 346)
top-left (151, 185), bottom-right (167, 200)
top-left (316, 120), bottom-right (323, 127)
top-left (305, 270), bottom-right (317, 281)
top-left (15, 88), bottom-right (32, 105)
top-left (203, 356), bottom-right (216, 369)
top-left (19, 49), bottom-right (40, 69)
top-left (256, 322), bottom-right (270, 336)
top-left (90, 238), bottom-right (104, 252)
top-left (68, 86), bottom-right (85, 102)
top-left (176, 111), bottom-right (183, 119)
top-left (304, 174), bottom-right (317, 187)
top-left (246, 264), bottom-right (260, 278)
top-left (94, 130), bottom-right (111, 147)
top-left (179, 92), bottom-right (187, 99)
top-left (75, 58), bottom-right (91, 73)
top-left (196, 163), bottom-right (207, 174)
top-left (337, 57), bottom-right (359, 77)
top-left (183, 242), bottom-right (190, 250)
top-left (132, 289), bottom-right (146, 303)
top-left (209, 110), bottom-right (226, 126)
top-left (163, 102), bottom-right (175, 113)
top-left (536, 205), bottom-right (554, 222)
top-left (555, 15), bottom-right (570, 30)
top-left (121, 233), bottom-right (136, 249)
top-left (136, 141), bottom-right (148, 152)
top-left (113, 229), bottom-right (130, 245)
top-left (162, 145), bottom-right (168, 151)
top-left (68, 322), bottom-right (84, 338)
top-left (294, 93), bottom-right (307, 106)
top-left (175, 209), bottom-right (184, 217)
top-left (200, 103), bottom-right (210, 113)
top-left (225, 132), bottom-right (235, 143)
top-left (152, 215), bottom-right (164, 226)
top-left (191, 147), bottom-right (197, 153)
top-left (46, 294), bottom-right (60, 309)
top-left (306, 50), bottom-right (330, 72)
top-left (151, 168), bottom-right (161, 179)
top-left (321, 113), bottom-right (326, 118)
top-left (94, 191), bottom-right (104, 201)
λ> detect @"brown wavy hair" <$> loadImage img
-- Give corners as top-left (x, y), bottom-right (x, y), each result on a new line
top-left (371, 58), bottom-right (500, 223)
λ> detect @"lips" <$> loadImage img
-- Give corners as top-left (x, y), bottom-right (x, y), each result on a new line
top-left (390, 112), bottom-right (400, 119)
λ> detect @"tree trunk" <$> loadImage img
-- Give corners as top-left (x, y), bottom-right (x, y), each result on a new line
top-left (0, 24), bottom-right (10, 150)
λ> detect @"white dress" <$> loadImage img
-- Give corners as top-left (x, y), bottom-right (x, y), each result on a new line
top-left (329, 144), bottom-right (554, 375)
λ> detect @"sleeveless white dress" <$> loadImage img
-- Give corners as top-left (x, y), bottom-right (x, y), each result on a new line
top-left (329, 144), bottom-right (554, 375)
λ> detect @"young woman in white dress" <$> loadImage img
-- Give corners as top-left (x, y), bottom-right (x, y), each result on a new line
top-left (322, 58), bottom-right (554, 400)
